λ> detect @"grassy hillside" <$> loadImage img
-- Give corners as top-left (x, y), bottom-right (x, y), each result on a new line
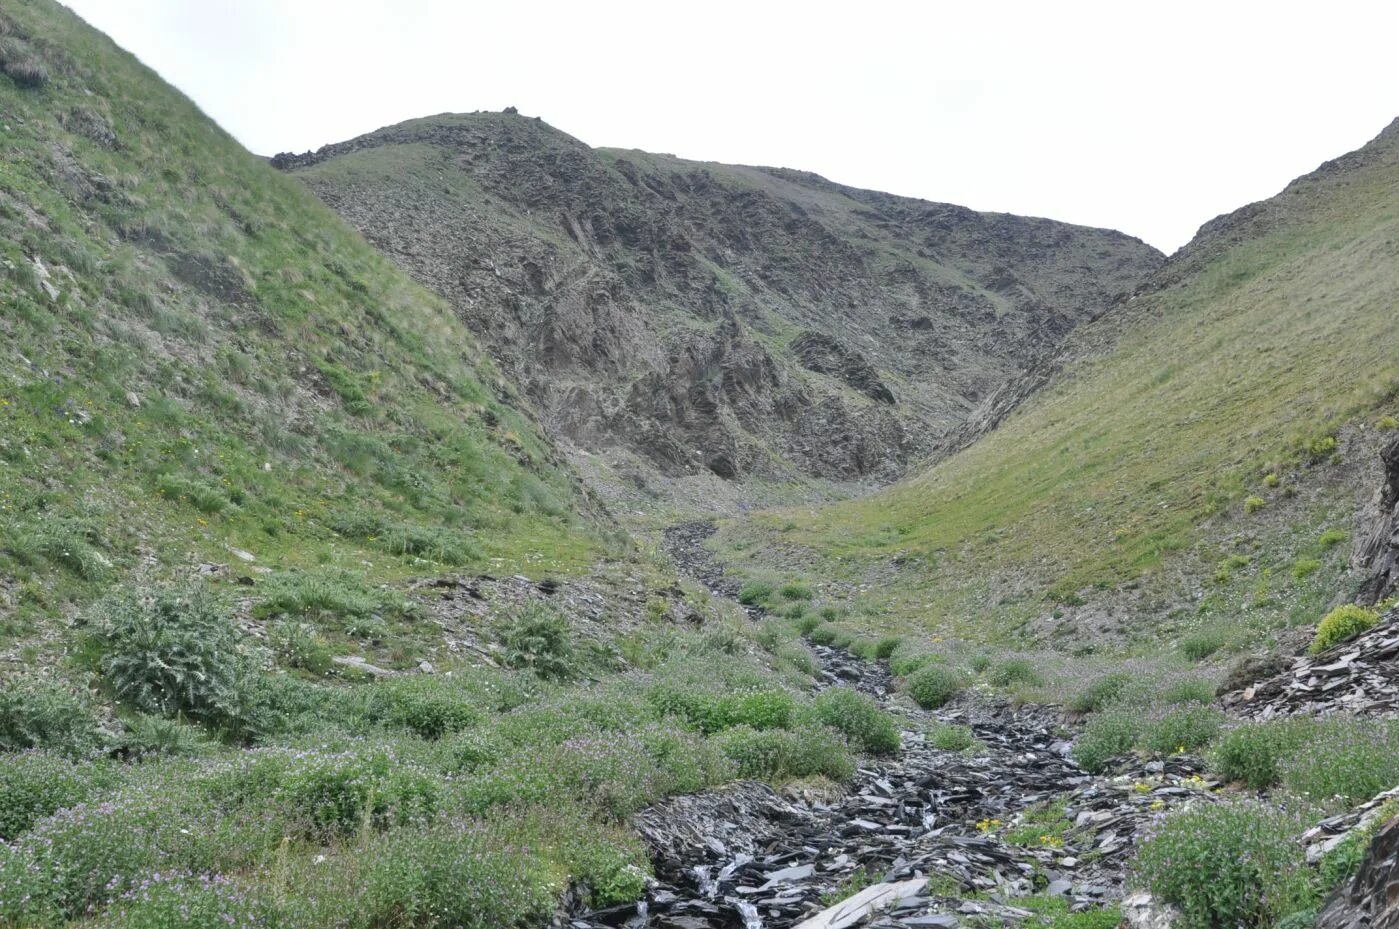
top-left (0, 0), bottom-right (612, 653)
top-left (717, 118), bottom-right (1399, 654)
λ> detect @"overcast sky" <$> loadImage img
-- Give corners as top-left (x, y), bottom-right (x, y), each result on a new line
top-left (66, 1), bottom-right (1397, 254)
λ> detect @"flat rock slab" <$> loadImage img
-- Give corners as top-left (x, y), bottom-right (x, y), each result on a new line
top-left (793, 878), bottom-right (929, 929)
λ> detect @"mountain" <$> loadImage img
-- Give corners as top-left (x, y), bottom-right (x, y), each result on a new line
top-left (0, 1), bottom-right (608, 651)
top-left (716, 117), bottom-right (1399, 652)
top-left (276, 113), bottom-right (1161, 504)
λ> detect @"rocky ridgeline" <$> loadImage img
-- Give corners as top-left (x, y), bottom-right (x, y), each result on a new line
top-left (1222, 608), bottom-right (1399, 719)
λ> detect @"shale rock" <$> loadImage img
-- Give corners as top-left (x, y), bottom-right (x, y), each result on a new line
top-left (1317, 815), bottom-right (1399, 929)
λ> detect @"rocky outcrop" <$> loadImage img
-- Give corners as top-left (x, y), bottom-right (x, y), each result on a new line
top-left (279, 111), bottom-right (1162, 496)
top-left (1354, 436), bottom-right (1399, 606)
top-left (1317, 815), bottom-right (1399, 929)
top-left (1220, 608), bottom-right (1399, 718)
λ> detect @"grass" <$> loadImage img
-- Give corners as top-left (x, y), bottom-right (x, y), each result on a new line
top-left (714, 119), bottom-right (1399, 644)
top-left (0, 0), bottom-right (607, 659)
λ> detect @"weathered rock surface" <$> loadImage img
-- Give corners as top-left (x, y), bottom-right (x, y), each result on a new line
top-left (1220, 608), bottom-right (1399, 718)
top-left (278, 111), bottom-right (1161, 498)
top-left (1317, 815), bottom-right (1399, 929)
top-left (1354, 436), bottom-right (1399, 606)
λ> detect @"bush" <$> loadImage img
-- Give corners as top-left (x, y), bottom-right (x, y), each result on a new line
top-left (806, 688), bottom-right (900, 755)
top-left (495, 603), bottom-right (575, 680)
top-left (905, 665), bottom-right (964, 709)
top-left (1072, 710), bottom-right (1140, 773)
top-left (268, 620), bottom-right (334, 674)
top-left (1244, 495), bottom-right (1267, 514)
top-left (95, 584), bottom-right (245, 723)
top-left (1180, 628), bottom-right (1227, 661)
top-left (0, 676), bottom-right (101, 756)
top-left (1280, 720), bottom-right (1399, 807)
top-left (737, 582), bottom-right (773, 605)
top-left (793, 613), bottom-right (823, 635)
top-left (255, 568), bottom-right (392, 621)
top-left (357, 818), bottom-right (556, 929)
top-left (367, 677), bottom-right (481, 740)
top-left (808, 625), bottom-right (839, 645)
top-left (1378, 415), bottom-right (1399, 431)
top-left (715, 725), bottom-right (855, 782)
top-left (1141, 706), bottom-right (1224, 755)
top-left (1067, 673), bottom-right (1132, 714)
top-left (1318, 528), bottom-right (1349, 548)
top-left (0, 753), bottom-right (107, 841)
top-left (1292, 558), bottom-right (1322, 580)
top-left (779, 583), bottom-right (814, 601)
top-left (889, 651), bottom-right (941, 677)
top-left (1209, 718), bottom-right (1321, 790)
top-left (1159, 677), bottom-right (1217, 705)
top-left (989, 658), bottom-right (1044, 688)
top-left (871, 636), bottom-right (902, 660)
top-left (93, 872), bottom-right (277, 929)
top-left (1311, 604), bottom-right (1380, 654)
top-left (118, 714), bottom-right (216, 760)
top-left (924, 721), bottom-right (978, 753)
top-left (1132, 799), bottom-right (1315, 929)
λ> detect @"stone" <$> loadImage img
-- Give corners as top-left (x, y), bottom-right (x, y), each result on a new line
top-left (1121, 891), bottom-right (1177, 929)
top-left (792, 879), bottom-right (929, 929)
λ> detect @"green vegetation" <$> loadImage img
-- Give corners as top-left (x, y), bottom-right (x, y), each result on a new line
top-left (1132, 800), bottom-right (1317, 929)
top-left (1310, 604), bottom-right (1380, 653)
top-left (904, 664), bottom-right (965, 709)
top-left (716, 118), bottom-right (1399, 646)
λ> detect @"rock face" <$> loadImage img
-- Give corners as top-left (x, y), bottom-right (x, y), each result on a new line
top-left (1354, 437), bottom-right (1399, 606)
top-left (277, 111), bottom-right (1162, 494)
top-left (1317, 815), bottom-right (1399, 929)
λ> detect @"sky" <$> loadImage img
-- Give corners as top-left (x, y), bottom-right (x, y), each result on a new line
top-left (65, 0), bottom-right (1398, 254)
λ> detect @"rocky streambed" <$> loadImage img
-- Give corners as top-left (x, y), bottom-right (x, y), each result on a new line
top-left (564, 524), bottom-right (1223, 929)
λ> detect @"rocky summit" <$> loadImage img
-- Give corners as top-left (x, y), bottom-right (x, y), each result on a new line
top-left (275, 112), bottom-right (1161, 501)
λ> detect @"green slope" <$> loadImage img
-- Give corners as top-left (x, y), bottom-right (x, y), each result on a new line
top-left (0, 0), bottom-right (608, 645)
top-left (718, 118), bottom-right (1399, 651)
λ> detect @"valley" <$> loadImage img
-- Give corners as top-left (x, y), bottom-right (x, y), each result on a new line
top-left (1, 2), bottom-right (1398, 928)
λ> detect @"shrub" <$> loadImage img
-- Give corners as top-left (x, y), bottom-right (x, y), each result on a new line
top-left (95, 584), bottom-right (245, 723)
top-left (1318, 528), bottom-right (1349, 548)
top-left (1292, 558), bottom-right (1322, 580)
top-left (1378, 415), bottom-right (1399, 431)
top-left (1262, 472), bottom-right (1281, 488)
top-left (1180, 628), bottom-right (1227, 661)
top-left (715, 725), bottom-right (855, 782)
top-left (93, 872), bottom-right (277, 929)
top-left (1072, 710), bottom-right (1141, 773)
top-left (793, 613), bottom-right (823, 635)
top-left (779, 583), bottom-right (814, 601)
top-left (1310, 604), bottom-right (1380, 654)
top-left (0, 753), bottom-right (106, 841)
top-left (905, 665), bottom-right (964, 709)
top-left (1068, 673), bottom-right (1132, 714)
top-left (968, 654), bottom-right (992, 673)
top-left (495, 603), bottom-right (575, 680)
top-left (808, 625), bottom-right (839, 645)
top-left (737, 582), bottom-right (774, 605)
top-left (118, 714), bottom-right (216, 760)
top-left (255, 569), bottom-right (388, 620)
top-left (989, 658), bottom-right (1044, 688)
top-left (806, 688), bottom-right (900, 755)
top-left (775, 644), bottom-right (818, 676)
top-left (367, 677), bottom-right (481, 740)
top-left (1132, 799), bottom-right (1315, 929)
top-left (871, 636), bottom-right (902, 660)
top-left (1280, 720), bottom-right (1399, 807)
top-left (0, 676), bottom-right (101, 756)
top-left (1159, 677), bottom-right (1217, 705)
top-left (268, 620), bottom-right (334, 674)
top-left (357, 818), bottom-right (556, 929)
top-left (924, 721), bottom-right (978, 752)
top-left (889, 651), bottom-right (940, 677)
top-left (1244, 495), bottom-right (1267, 514)
top-left (1209, 718), bottom-right (1321, 790)
top-left (1141, 706), bottom-right (1224, 755)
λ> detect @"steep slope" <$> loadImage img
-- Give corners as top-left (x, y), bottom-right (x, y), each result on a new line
top-left (0, 1), bottom-right (607, 647)
top-left (276, 113), bottom-right (1161, 502)
top-left (718, 118), bottom-right (1399, 651)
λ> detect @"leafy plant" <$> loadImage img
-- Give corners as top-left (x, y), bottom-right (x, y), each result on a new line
top-left (904, 664), bottom-right (964, 709)
top-left (1208, 718), bottom-right (1320, 790)
top-left (806, 688), bottom-right (900, 755)
top-left (0, 676), bottom-right (101, 756)
top-left (94, 584), bottom-right (246, 724)
top-left (1132, 799), bottom-right (1316, 929)
top-left (1310, 604), bottom-right (1379, 653)
top-left (1071, 709), bottom-right (1140, 773)
top-left (495, 602), bottom-right (575, 680)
